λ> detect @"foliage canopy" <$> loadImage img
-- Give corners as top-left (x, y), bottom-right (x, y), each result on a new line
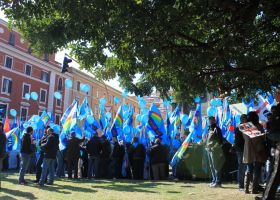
top-left (2, 0), bottom-right (280, 101)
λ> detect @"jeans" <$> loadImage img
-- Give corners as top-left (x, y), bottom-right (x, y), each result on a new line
top-left (87, 156), bottom-right (100, 178)
top-left (39, 158), bottom-right (55, 186)
top-left (207, 150), bottom-right (222, 184)
top-left (236, 151), bottom-right (245, 188)
top-left (56, 151), bottom-right (65, 177)
top-left (19, 153), bottom-right (31, 183)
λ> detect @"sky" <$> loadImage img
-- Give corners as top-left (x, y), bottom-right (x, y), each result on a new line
top-left (0, 10), bottom-right (134, 93)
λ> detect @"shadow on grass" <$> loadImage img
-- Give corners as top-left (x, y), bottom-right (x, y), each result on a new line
top-left (0, 195), bottom-right (18, 200)
top-left (39, 184), bottom-right (97, 194)
top-left (0, 188), bottom-right (37, 199)
top-left (180, 185), bottom-right (194, 188)
top-left (166, 191), bottom-right (181, 194)
top-left (91, 182), bottom-right (158, 193)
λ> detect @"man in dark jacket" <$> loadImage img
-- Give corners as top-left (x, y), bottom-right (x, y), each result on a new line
top-left (66, 132), bottom-right (85, 179)
top-left (0, 122), bottom-right (7, 173)
top-left (86, 134), bottom-right (102, 179)
top-left (205, 116), bottom-right (224, 188)
top-left (99, 135), bottom-right (112, 178)
top-left (34, 126), bottom-right (50, 183)
top-left (111, 137), bottom-right (125, 179)
top-left (131, 137), bottom-right (146, 180)
top-left (38, 128), bottom-right (59, 186)
top-left (150, 138), bottom-right (168, 180)
top-left (19, 126), bottom-right (34, 184)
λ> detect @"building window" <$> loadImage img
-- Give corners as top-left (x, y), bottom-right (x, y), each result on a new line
top-left (25, 64), bottom-right (32, 76)
top-left (0, 103), bottom-right (8, 119)
top-left (20, 107), bottom-right (28, 121)
top-left (4, 56), bottom-right (13, 69)
top-left (56, 98), bottom-right (62, 107)
top-left (1, 77), bottom-right (12, 95)
top-left (22, 83), bottom-right (31, 99)
top-left (40, 89), bottom-right (47, 103)
top-left (8, 32), bottom-right (15, 46)
top-left (41, 71), bottom-right (49, 82)
top-left (55, 114), bottom-right (61, 125)
top-left (76, 81), bottom-right (80, 91)
top-left (44, 53), bottom-right (49, 62)
top-left (96, 91), bottom-right (99, 98)
top-left (109, 95), bottom-right (113, 104)
top-left (57, 78), bottom-right (63, 91)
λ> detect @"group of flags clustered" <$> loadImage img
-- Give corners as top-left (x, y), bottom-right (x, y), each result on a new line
top-left (3, 93), bottom-right (274, 166)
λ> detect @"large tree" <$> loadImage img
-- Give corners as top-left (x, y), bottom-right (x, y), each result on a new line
top-left (1, 0), bottom-right (280, 101)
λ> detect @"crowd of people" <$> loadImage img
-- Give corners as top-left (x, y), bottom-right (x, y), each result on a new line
top-left (0, 96), bottom-right (279, 200)
top-left (0, 123), bottom-right (182, 187)
top-left (204, 100), bottom-right (280, 200)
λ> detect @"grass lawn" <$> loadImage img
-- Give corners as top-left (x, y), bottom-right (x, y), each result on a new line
top-left (0, 172), bottom-right (256, 200)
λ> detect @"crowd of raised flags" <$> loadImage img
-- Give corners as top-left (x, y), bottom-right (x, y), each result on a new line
top-left (3, 92), bottom-right (276, 169)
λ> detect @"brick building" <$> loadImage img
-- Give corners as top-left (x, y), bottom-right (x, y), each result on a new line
top-left (0, 18), bottom-right (140, 125)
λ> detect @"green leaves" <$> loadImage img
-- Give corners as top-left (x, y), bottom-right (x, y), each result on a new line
top-left (3, 0), bottom-right (280, 102)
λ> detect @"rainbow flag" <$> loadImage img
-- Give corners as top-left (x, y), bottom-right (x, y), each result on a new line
top-left (170, 131), bottom-right (194, 167)
top-left (146, 104), bottom-right (166, 138)
top-left (62, 100), bottom-right (78, 134)
top-left (40, 111), bottom-right (51, 126)
top-left (5, 127), bottom-right (20, 151)
top-left (110, 106), bottom-right (123, 137)
top-left (61, 100), bottom-right (77, 125)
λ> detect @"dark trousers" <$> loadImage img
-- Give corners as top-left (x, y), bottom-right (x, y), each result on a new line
top-left (88, 156), bottom-right (100, 178)
top-left (99, 158), bottom-right (110, 178)
top-left (35, 154), bottom-right (44, 181)
top-left (263, 144), bottom-right (280, 200)
top-left (152, 163), bottom-right (166, 180)
top-left (112, 158), bottom-right (123, 179)
top-left (246, 161), bottom-right (262, 193)
top-left (236, 151), bottom-right (245, 188)
top-left (67, 156), bottom-right (79, 179)
top-left (132, 159), bottom-right (144, 180)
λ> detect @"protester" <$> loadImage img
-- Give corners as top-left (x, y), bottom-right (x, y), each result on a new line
top-left (19, 126), bottom-right (34, 185)
top-left (34, 126), bottom-right (50, 183)
top-left (78, 142), bottom-right (88, 179)
top-left (38, 128), bottom-right (59, 186)
top-left (130, 137), bottom-right (146, 180)
top-left (66, 132), bottom-right (85, 179)
top-left (150, 138), bottom-right (168, 180)
top-left (111, 137), bottom-right (125, 179)
top-left (56, 142), bottom-right (67, 178)
top-left (233, 114), bottom-right (247, 191)
top-left (255, 92), bottom-right (280, 200)
top-left (86, 134), bottom-right (102, 179)
top-left (205, 116), bottom-right (224, 188)
top-left (0, 121), bottom-right (7, 172)
top-left (99, 135), bottom-right (112, 178)
top-left (243, 112), bottom-right (267, 194)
